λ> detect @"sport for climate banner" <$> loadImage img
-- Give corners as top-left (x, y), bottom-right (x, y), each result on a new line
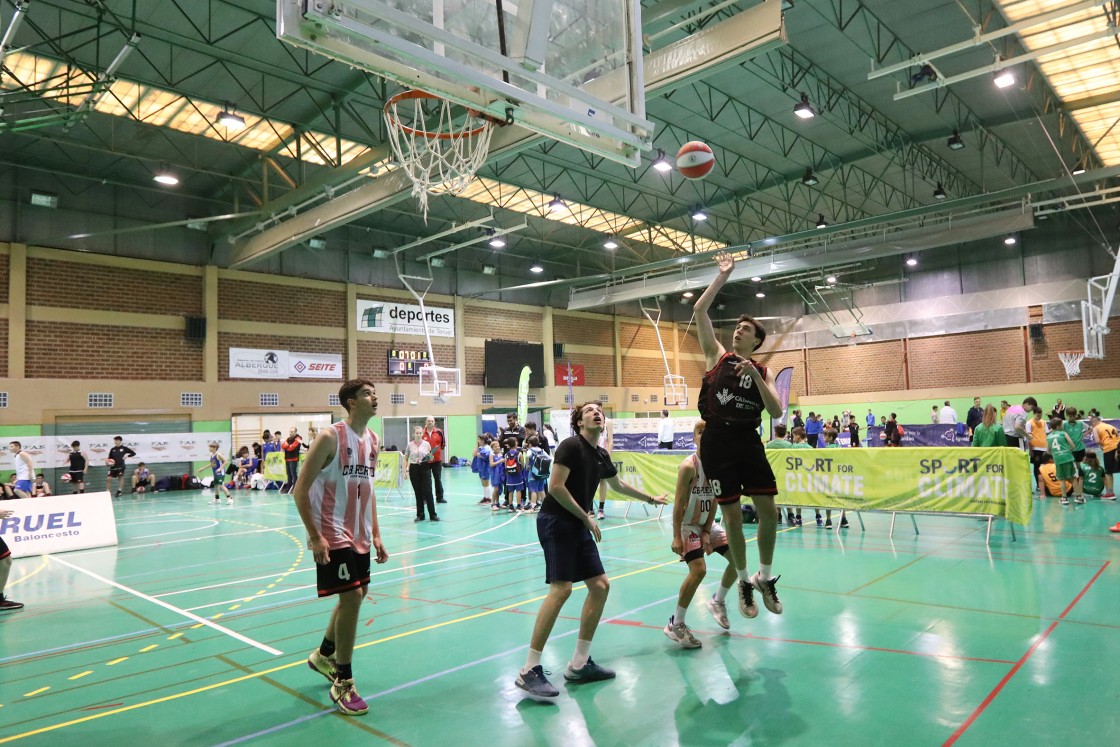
top-left (17, 433), bottom-right (232, 469)
top-left (606, 447), bottom-right (1032, 525)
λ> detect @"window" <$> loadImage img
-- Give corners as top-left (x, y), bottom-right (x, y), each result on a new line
top-left (389, 393), bottom-right (406, 405)
top-left (88, 393), bottom-right (114, 408)
top-left (650, 393), bottom-right (659, 403)
top-left (598, 394), bottom-right (610, 403)
top-left (481, 393), bottom-right (495, 405)
top-left (631, 394), bottom-right (640, 402)
top-left (259, 393), bottom-right (280, 407)
top-left (180, 392), bottom-right (203, 408)
top-left (328, 394), bottom-right (341, 407)
top-left (0, 392), bottom-right (7, 408)
top-left (564, 394), bottom-right (574, 405)
top-left (527, 393), bottom-right (537, 404)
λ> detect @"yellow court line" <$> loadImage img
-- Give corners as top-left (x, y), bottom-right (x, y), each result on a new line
top-left (0, 529), bottom-right (791, 743)
top-left (22, 688), bottom-right (49, 698)
top-left (105, 658), bottom-right (128, 666)
top-left (167, 633), bottom-right (183, 641)
top-left (139, 645), bottom-right (158, 653)
top-left (67, 672), bottom-right (93, 681)
top-left (7, 556), bottom-right (49, 588)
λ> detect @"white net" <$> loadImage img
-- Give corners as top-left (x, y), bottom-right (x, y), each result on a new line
top-left (663, 374), bottom-right (688, 407)
top-left (384, 90), bottom-right (495, 220)
top-left (419, 365), bottom-right (462, 398)
top-left (1058, 352), bottom-right (1084, 380)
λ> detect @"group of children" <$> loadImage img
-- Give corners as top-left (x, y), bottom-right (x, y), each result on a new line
top-left (471, 434), bottom-right (552, 513)
top-left (1032, 410), bottom-right (1115, 506)
top-left (766, 424), bottom-right (850, 529)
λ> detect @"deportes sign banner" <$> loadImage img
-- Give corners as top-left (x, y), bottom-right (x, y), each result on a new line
top-left (357, 299), bottom-right (455, 337)
top-left (606, 447), bottom-right (1032, 525)
top-left (229, 348), bottom-right (342, 379)
top-left (24, 433), bottom-right (232, 469)
top-left (2, 491), bottom-right (119, 558)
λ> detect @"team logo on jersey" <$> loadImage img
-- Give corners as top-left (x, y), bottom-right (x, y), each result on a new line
top-left (716, 389), bottom-right (735, 406)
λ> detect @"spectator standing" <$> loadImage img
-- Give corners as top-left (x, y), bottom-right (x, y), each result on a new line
top-left (657, 410), bottom-right (675, 449)
top-left (866, 409), bottom-right (875, 429)
top-left (930, 405), bottom-right (940, 424)
top-left (1090, 416), bottom-right (1118, 498)
top-left (405, 426), bottom-right (437, 522)
top-left (525, 422), bottom-right (551, 454)
top-left (971, 406), bottom-right (1007, 447)
top-left (282, 428), bottom-right (303, 494)
top-left (66, 441), bottom-right (90, 494)
top-left (792, 410), bottom-right (805, 430)
top-left (105, 436), bottom-right (137, 497)
top-left (938, 401), bottom-right (957, 424)
top-left (885, 414), bottom-right (901, 447)
top-left (804, 412), bottom-right (823, 448)
top-left (423, 416), bottom-right (446, 504)
top-left (965, 398), bottom-right (984, 434)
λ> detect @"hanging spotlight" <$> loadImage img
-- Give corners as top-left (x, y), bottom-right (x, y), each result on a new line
top-left (372, 248), bottom-right (389, 259)
top-left (755, 291), bottom-right (766, 298)
top-left (905, 257), bottom-right (918, 267)
top-left (826, 275), bottom-right (837, 284)
top-left (691, 207), bottom-right (708, 221)
top-left (652, 148), bottom-right (673, 172)
top-left (815, 214), bottom-right (828, 229)
top-left (217, 105), bottom-right (246, 131)
top-left (1072, 162), bottom-right (1087, 176)
top-left (750, 276), bottom-right (762, 282)
top-left (682, 291), bottom-right (695, 299)
top-left (481, 264), bottom-right (496, 275)
top-left (430, 257), bottom-right (446, 267)
top-left (603, 236), bottom-right (619, 250)
top-left (547, 195), bottom-right (567, 213)
top-left (529, 263), bottom-right (544, 273)
top-left (801, 168), bottom-right (819, 186)
top-left (153, 162), bottom-right (179, 185)
top-left (793, 92), bottom-right (815, 119)
top-left (993, 65), bottom-right (1015, 89)
top-left (487, 229), bottom-right (506, 248)
top-left (1004, 235), bottom-right (1017, 246)
top-left (933, 183), bottom-right (947, 200)
top-left (947, 129), bottom-right (966, 150)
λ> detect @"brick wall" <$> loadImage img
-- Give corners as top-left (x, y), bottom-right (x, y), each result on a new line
top-left (1030, 321), bottom-right (1120, 382)
top-left (618, 321), bottom-right (662, 352)
top-left (0, 252), bottom-right (8, 304)
top-left (25, 321), bottom-right (203, 379)
top-left (554, 314), bottom-right (613, 347)
top-left (463, 305), bottom-right (542, 340)
top-left (678, 358), bottom-right (706, 388)
top-left (622, 354), bottom-right (669, 387)
top-left (356, 339), bottom-right (455, 384)
top-left (464, 345), bottom-right (484, 386)
top-left (677, 327), bottom-right (702, 355)
top-left (220, 332), bottom-right (346, 381)
top-left (808, 340), bottom-right (906, 395)
top-left (565, 352), bottom-right (615, 387)
top-left (26, 258), bottom-right (202, 315)
top-left (908, 329), bottom-right (1026, 389)
top-left (756, 349), bottom-right (806, 398)
top-left (221, 278), bottom-right (345, 327)
top-left (0, 319), bottom-right (7, 377)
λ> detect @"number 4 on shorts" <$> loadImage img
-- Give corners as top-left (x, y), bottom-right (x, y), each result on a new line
top-left (338, 563), bottom-right (350, 581)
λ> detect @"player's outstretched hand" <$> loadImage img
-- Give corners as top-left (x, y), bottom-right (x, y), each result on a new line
top-left (650, 493), bottom-right (670, 505)
top-left (715, 252), bottom-right (734, 273)
top-left (0, 509), bottom-right (13, 520)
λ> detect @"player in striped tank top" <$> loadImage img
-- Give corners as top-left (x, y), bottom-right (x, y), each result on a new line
top-left (665, 421), bottom-right (739, 649)
top-left (295, 379), bottom-right (388, 717)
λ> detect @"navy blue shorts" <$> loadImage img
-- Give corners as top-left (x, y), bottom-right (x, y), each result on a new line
top-left (537, 512), bottom-right (604, 584)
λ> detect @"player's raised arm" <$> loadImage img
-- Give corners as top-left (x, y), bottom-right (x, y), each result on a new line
top-left (694, 252), bottom-right (734, 369)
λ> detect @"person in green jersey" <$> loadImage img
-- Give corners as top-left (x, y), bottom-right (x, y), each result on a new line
top-left (1046, 417), bottom-right (1078, 505)
top-left (1063, 406), bottom-right (1086, 463)
top-left (782, 427), bottom-right (814, 525)
top-left (1079, 452), bottom-right (1106, 499)
top-left (767, 424), bottom-right (793, 524)
top-left (971, 405), bottom-right (1007, 447)
top-left (819, 429), bottom-right (848, 529)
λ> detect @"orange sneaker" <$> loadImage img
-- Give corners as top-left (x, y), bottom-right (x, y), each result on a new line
top-left (1110, 522), bottom-right (1120, 533)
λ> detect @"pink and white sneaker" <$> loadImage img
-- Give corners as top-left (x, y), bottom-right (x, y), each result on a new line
top-left (330, 677), bottom-right (368, 715)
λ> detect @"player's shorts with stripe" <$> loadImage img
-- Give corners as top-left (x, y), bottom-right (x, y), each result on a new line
top-left (699, 422), bottom-right (778, 504)
top-left (316, 546), bottom-right (371, 597)
top-left (680, 522), bottom-right (728, 563)
top-left (537, 512), bottom-right (604, 584)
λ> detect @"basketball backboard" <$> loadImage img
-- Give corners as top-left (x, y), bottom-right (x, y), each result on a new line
top-left (277, 0), bottom-right (652, 166)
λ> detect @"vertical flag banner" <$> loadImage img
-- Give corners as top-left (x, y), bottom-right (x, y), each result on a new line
top-left (773, 366), bottom-right (794, 427)
top-left (517, 366), bottom-right (532, 426)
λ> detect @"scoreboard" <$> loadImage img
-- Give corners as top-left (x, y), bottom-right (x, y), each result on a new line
top-left (388, 349), bottom-right (430, 376)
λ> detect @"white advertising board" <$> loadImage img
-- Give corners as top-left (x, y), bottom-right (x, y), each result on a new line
top-left (2, 491), bottom-right (119, 558)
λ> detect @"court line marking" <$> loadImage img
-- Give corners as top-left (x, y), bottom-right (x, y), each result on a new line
top-left (126, 520), bottom-right (221, 540)
top-left (942, 560), bottom-right (1111, 746)
top-left (6, 555), bottom-right (49, 588)
top-left (48, 555), bottom-right (283, 657)
top-left (0, 551), bottom-right (686, 743)
top-left (68, 524), bottom-right (310, 556)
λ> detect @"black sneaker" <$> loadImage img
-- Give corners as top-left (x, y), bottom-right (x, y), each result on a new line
top-left (115, 490), bottom-right (122, 497)
top-left (564, 656), bottom-right (616, 683)
top-left (840, 517), bottom-right (850, 529)
top-left (750, 572), bottom-right (783, 615)
top-left (515, 665), bottom-right (559, 701)
top-left (737, 579), bottom-right (759, 618)
top-left (0, 595), bottom-right (24, 612)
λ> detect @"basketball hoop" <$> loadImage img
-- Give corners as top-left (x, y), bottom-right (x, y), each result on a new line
top-left (384, 90), bottom-right (498, 220)
top-left (420, 364), bottom-right (461, 398)
top-left (1058, 351), bottom-right (1084, 379)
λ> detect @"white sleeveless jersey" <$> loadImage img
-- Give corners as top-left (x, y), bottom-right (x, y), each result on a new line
top-left (14, 452), bottom-right (31, 481)
top-left (683, 454), bottom-right (717, 526)
top-left (308, 421), bottom-right (378, 553)
top-left (598, 418), bottom-right (612, 449)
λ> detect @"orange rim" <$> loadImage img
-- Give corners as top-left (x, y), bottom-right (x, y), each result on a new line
top-left (384, 89), bottom-right (490, 140)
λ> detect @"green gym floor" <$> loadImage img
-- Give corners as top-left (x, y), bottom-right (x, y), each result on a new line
top-left (1, 469), bottom-right (1117, 747)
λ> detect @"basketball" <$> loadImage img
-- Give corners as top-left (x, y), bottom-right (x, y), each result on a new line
top-left (676, 141), bottom-right (715, 180)
top-left (61, 473), bottom-right (72, 482)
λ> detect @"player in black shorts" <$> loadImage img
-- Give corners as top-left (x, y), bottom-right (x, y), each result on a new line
top-left (67, 441), bottom-right (90, 493)
top-left (693, 252), bottom-right (786, 620)
top-left (106, 436), bottom-right (136, 497)
top-left (514, 401), bottom-right (667, 702)
top-left (0, 509), bottom-right (24, 611)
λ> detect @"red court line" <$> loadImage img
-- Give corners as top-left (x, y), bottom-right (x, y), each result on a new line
top-left (942, 560), bottom-right (1110, 746)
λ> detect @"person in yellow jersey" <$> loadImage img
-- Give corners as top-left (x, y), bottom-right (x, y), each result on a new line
top-left (1037, 454), bottom-right (1072, 498)
top-left (1027, 407), bottom-right (1049, 495)
top-left (1090, 416), bottom-right (1118, 499)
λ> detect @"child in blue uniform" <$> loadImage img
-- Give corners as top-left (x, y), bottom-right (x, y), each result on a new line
top-left (489, 439), bottom-right (506, 510)
top-left (196, 441), bottom-right (233, 504)
top-left (472, 435), bottom-right (492, 504)
top-left (502, 438), bottom-right (526, 512)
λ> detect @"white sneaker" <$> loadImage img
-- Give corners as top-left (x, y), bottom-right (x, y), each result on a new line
top-left (1074, 496), bottom-right (1086, 504)
top-left (663, 617), bottom-right (701, 649)
top-left (1060, 497), bottom-right (1070, 505)
top-left (706, 594), bottom-right (730, 630)
top-left (227, 497), bottom-right (234, 505)
top-left (750, 571), bottom-right (783, 615)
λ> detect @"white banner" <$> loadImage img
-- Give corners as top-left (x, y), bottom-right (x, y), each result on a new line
top-left (228, 348), bottom-right (342, 379)
top-left (229, 347), bottom-right (288, 379)
top-left (357, 299), bottom-right (455, 337)
top-left (288, 351), bottom-right (343, 379)
top-left (18, 432), bottom-right (232, 469)
top-left (2, 491), bottom-right (119, 558)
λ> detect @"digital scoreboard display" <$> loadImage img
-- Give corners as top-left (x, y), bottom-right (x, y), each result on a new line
top-left (388, 349), bottom-right (430, 376)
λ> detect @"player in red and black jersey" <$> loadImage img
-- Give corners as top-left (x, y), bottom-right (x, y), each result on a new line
top-left (693, 252), bottom-right (786, 620)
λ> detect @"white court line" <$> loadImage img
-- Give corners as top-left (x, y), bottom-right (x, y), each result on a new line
top-left (49, 555), bottom-right (283, 656)
top-left (70, 524), bottom-right (309, 557)
top-left (128, 520), bottom-right (221, 540)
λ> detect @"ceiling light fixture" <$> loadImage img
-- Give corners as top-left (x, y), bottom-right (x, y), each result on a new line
top-left (750, 276), bottom-right (762, 282)
top-left (481, 264), bottom-right (496, 275)
top-left (29, 191), bottom-right (58, 208)
top-left (815, 214), bottom-right (827, 229)
top-left (308, 237), bottom-right (326, 250)
top-left (691, 207), bottom-right (708, 221)
top-left (793, 92), bottom-right (815, 119)
top-left (431, 257), bottom-right (446, 267)
top-left (372, 248), bottom-right (389, 259)
top-left (487, 229), bottom-right (506, 248)
top-left (603, 236), bottom-right (619, 250)
top-left (826, 275), bottom-right (837, 284)
top-left (947, 129), bottom-right (965, 150)
top-left (755, 291), bottom-right (766, 298)
top-left (153, 162), bottom-right (179, 186)
top-left (682, 291), bottom-right (694, 299)
top-left (801, 168), bottom-right (819, 186)
top-left (547, 194), bottom-right (567, 213)
top-left (1072, 162), bottom-right (1087, 176)
top-left (652, 148), bottom-right (672, 172)
top-left (1003, 235), bottom-right (1016, 246)
top-left (217, 106), bottom-right (246, 131)
top-left (530, 263), bottom-right (544, 273)
top-left (906, 257), bottom-right (918, 267)
top-left (933, 183), bottom-right (947, 200)
top-left (993, 64), bottom-right (1015, 89)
